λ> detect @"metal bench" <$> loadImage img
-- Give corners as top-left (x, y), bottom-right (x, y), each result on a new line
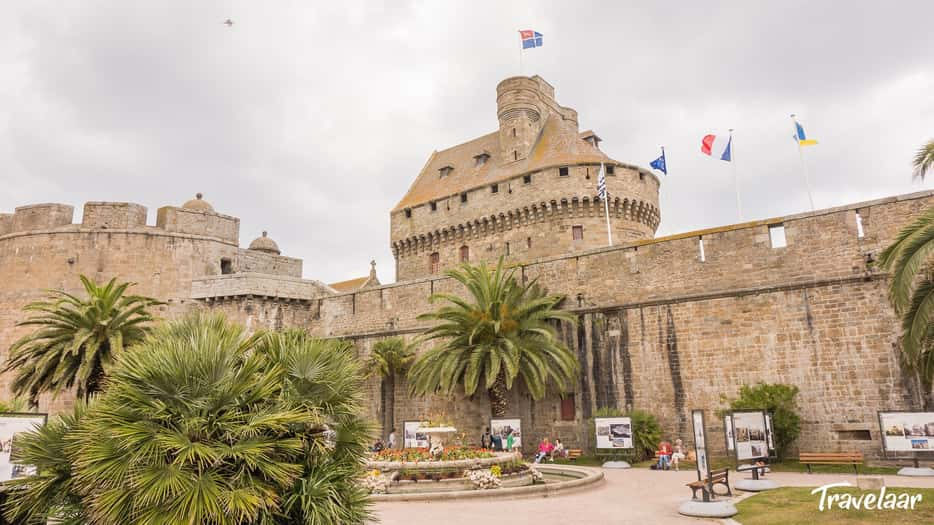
top-left (686, 467), bottom-right (732, 500)
top-left (799, 452), bottom-right (864, 474)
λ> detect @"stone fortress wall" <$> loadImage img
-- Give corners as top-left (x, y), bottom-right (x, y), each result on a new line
top-left (0, 195), bottom-right (331, 412)
top-left (314, 191), bottom-right (933, 459)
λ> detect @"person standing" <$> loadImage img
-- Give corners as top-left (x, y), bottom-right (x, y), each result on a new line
top-left (505, 429), bottom-right (515, 451)
top-left (481, 427), bottom-right (492, 449)
top-left (387, 428), bottom-right (397, 449)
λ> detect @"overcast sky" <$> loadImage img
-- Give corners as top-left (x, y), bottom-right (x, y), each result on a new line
top-left (2, 1), bottom-right (932, 284)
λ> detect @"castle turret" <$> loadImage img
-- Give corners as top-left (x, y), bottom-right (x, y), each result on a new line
top-left (390, 75), bottom-right (661, 282)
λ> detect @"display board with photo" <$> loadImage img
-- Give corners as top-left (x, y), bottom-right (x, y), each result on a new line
top-left (764, 413), bottom-right (775, 453)
top-left (594, 417), bottom-right (633, 449)
top-left (490, 418), bottom-right (522, 449)
top-left (731, 410), bottom-right (768, 461)
top-left (724, 414), bottom-right (735, 451)
top-left (879, 411), bottom-right (934, 452)
top-left (691, 410), bottom-right (711, 495)
top-left (0, 413), bottom-right (47, 481)
top-left (402, 420), bottom-right (430, 448)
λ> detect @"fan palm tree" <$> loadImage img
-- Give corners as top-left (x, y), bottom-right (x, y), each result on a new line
top-left (366, 337), bottom-right (414, 437)
top-left (407, 258), bottom-right (578, 418)
top-left (49, 314), bottom-right (371, 525)
top-left (3, 275), bottom-right (162, 403)
top-left (879, 205), bottom-right (934, 408)
top-left (913, 139), bottom-right (934, 181)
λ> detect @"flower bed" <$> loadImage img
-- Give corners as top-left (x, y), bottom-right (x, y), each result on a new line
top-left (372, 445), bottom-right (494, 463)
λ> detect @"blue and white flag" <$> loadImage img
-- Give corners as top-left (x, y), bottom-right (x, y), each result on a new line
top-left (597, 163), bottom-right (607, 200)
top-left (650, 148), bottom-right (667, 174)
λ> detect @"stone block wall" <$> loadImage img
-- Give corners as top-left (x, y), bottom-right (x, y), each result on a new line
top-left (82, 202), bottom-right (148, 229)
top-left (313, 191), bottom-right (933, 458)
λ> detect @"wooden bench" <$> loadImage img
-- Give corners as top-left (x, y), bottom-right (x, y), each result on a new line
top-left (686, 468), bottom-right (731, 500)
top-left (566, 449), bottom-right (583, 460)
top-left (799, 452), bottom-right (864, 474)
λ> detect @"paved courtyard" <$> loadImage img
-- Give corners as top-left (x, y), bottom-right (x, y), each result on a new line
top-left (374, 467), bottom-right (934, 525)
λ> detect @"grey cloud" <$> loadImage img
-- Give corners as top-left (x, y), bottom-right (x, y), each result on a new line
top-left (1, 1), bottom-right (932, 283)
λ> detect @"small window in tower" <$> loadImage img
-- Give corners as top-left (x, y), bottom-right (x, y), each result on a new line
top-left (429, 252), bottom-right (440, 274)
top-left (513, 150), bottom-right (518, 161)
top-left (855, 210), bottom-right (865, 238)
top-left (698, 237), bottom-right (706, 262)
top-left (404, 208), bottom-right (412, 218)
top-left (560, 394), bottom-right (576, 420)
top-left (559, 166), bottom-right (569, 177)
top-left (460, 245), bottom-right (470, 262)
top-left (523, 174), bottom-right (532, 185)
top-left (527, 236), bottom-right (532, 249)
top-left (505, 242), bottom-right (510, 256)
top-left (572, 225), bottom-right (584, 241)
top-left (512, 127), bottom-right (517, 137)
top-left (491, 183), bottom-right (499, 194)
top-left (639, 173), bottom-right (645, 181)
top-left (220, 258), bottom-right (233, 275)
top-left (430, 201), bottom-right (437, 212)
top-left (460, 192), bottom-right (468, 203)
top-left (606, 165), bottom-right (615, 175)
top-left (769, 224), bottom-right (787, 248)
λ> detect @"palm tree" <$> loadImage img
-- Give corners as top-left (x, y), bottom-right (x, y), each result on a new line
top-left (913, 139), bottom-right (934, 181)
top-left (3, 275), bottom-right (162, 403)
top-left (879, 206), bottom-right (934, 408)
top-left (366, 337), bottom-right (414, 437)
top-left (53, 314), bottom-right (371, 525)
top-left (407, 258), bottom-right (578, 418)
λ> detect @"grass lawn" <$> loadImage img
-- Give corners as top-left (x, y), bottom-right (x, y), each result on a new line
top-left (734, 486), bottom-right (934, 525)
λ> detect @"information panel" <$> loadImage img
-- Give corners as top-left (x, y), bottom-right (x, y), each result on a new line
top-left (403, 420), bottom-right (429, 448)
top-left (879, 411), bottom-right (934, 452)
top-left (490, 418), bottom-right (522, 450)
top-left (724, 414), bottom-right (735, 451)
top-left (594, 417), bottom-right (633, 449)
top-left (0, 413), bottom-right (48, 481)
top-left (731, 410), bottom-right (768, 461)
top-left (692, 409), bottom-right (712, 500)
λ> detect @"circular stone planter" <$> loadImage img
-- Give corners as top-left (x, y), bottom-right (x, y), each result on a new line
top-left (897, 467), bottom-right (934, 477)
top-left (677, 500), bottom-right (738, 518)
top-left (734, 479), bottom-right (779, 492)
top-left (366, 451), bottom-right (521, 473)
top-left (369, 464), bottom-right (604, 502)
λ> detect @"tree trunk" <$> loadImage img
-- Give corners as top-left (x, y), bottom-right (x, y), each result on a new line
top-left (488, 371), bottom-right (509, 418)
top-left (380, 379), bottom-right (388, 438)
top-left (386, 374), bottom-right (396, 439)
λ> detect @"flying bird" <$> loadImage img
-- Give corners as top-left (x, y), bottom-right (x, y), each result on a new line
top-left (224, 19), bottom-right (234, 27)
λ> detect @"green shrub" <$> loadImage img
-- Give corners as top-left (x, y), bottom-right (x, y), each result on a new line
top-left (721, 383), bottom-right (801, 460)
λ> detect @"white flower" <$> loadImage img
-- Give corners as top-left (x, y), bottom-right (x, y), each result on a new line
top-left (464, 468), bottom-right (502, 490)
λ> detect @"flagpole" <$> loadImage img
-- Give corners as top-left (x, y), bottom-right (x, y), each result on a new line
top-left (601, 163), bottom-right (613, 246)
top-left (791, 114), bottom-right (815, 211)
top-left (730, 129), bottom-right (743, 221)
top-left (518, 33), bottom-right (523, 75)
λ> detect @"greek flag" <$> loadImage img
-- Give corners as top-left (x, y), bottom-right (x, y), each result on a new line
top-left (597, 163), bottom-right (607, 200)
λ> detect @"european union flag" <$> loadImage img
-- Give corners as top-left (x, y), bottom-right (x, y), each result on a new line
top-left (650, 148), bottom-right (667, 175)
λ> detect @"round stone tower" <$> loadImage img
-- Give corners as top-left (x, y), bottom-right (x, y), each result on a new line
top-left (390, 75), bottom-right (660, 281)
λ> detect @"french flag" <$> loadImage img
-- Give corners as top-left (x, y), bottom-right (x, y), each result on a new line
top-left (701, 134), bottom-right (732, 162)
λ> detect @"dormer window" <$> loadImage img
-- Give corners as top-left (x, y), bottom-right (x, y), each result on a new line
top-left (582, 131), bottom-right (602, 149)
top-left (439, 165), bottom-right (454, 178)
top-left (404, 208), bottom-right (412, 218)
top-left (474, 153), bottom-right (490, 167)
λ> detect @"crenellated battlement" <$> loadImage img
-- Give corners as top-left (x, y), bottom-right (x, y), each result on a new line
top-left (0, 195), bottom-right (239, 245)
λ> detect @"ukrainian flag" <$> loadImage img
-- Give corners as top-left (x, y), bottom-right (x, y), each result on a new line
top-left (795, 121), bottom-right (818, 146)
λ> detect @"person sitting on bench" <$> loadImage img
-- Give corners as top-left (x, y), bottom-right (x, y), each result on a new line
top-left (657, 440), bottom-right (673, 470)
top-left (534, 437), bottom-right (554, 463)
top-left (671, 438), bottom-right (686, 471)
